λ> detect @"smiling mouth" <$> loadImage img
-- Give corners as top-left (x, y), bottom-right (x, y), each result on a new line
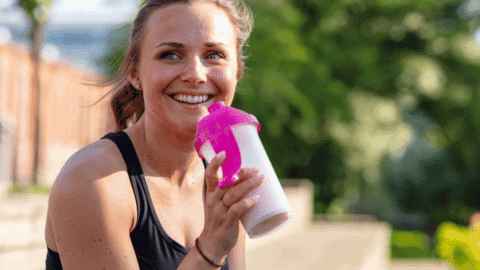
top-left (167, 94), bottom-right (216, 105)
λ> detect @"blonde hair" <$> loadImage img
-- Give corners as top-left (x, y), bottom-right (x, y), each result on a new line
top-left (98, 0), bottom-right (254, 131)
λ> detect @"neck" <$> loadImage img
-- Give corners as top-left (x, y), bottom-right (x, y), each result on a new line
top-left (127, 116), bottom-right (204, 189)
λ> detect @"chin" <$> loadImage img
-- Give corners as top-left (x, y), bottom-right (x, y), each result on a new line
top-left (180, 120), bottom-right (201, 137)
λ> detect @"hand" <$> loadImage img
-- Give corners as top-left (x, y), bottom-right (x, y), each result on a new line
top-left (198, 151), bottom-right (264, 265)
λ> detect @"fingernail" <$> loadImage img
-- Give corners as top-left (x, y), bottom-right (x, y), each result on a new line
top-left (217, 151), bottom-right (226, 159)
top-left (250, 195), bottom-right (260, 202)
top-left (245, 167), bottom-right (259, 174)
top-left (253, 175), bottom-right (264, 184)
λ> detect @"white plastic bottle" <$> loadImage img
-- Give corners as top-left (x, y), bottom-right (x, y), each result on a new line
top-left (195, 101), bottom-right (293, 239)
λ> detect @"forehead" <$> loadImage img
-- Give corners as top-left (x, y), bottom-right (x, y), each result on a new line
top-left (144, 3), bottom-right (236, 48)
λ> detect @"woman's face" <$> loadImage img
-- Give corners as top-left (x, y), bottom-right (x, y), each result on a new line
top-left (132, 2), bottom-right (240, 135)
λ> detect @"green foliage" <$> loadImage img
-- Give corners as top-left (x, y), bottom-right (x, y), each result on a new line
top-left (17, 0), bottom-right (52, 23)
top-left (435, 222), bottom-right (480, 269)
top-left (428, 201), bottom-right (478, 229)
top-left (285, 0), bottom-right (480, 227)
top-left (237, 0), bottom-right (351, 202)
top-left (18, 0), bottom-right (37, 15)
top-left (391, 229), bottom-right (439, 259)
top-left (96, 23), bottom-right (132, 76)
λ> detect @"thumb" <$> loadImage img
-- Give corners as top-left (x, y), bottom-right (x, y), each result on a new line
top-left (204, 151), bottom-right (226, 193)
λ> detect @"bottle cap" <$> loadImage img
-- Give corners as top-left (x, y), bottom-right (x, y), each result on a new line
top-left (195, 101), bottom-right (260, 189)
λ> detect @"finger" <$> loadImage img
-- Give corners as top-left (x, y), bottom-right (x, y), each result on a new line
top-left (205, 151), bottom-right (227, 193)
top-left (222, 174), bottom-right (264, 207)
top-left (231, 167), bottom-right (260, 186)
top-left (224, 195), bottom-right (260, 228)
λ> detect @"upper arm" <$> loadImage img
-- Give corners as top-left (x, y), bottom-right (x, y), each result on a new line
top-left (48, 149), bottom-right (139, 270)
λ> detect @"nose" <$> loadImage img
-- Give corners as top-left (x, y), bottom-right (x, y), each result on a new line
top-left (180, 55), bottom-right (206, 86)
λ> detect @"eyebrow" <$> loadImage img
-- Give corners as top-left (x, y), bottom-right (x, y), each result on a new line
top-left (156, 42), bottom-right (226, 48)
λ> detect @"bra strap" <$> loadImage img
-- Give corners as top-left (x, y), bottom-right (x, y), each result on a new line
top-left (102, 131), bottom-right (144, 176)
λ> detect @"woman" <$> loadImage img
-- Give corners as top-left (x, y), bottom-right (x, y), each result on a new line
top-left (44, 0), bottom-right (264, 269)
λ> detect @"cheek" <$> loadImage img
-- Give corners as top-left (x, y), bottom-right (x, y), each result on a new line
top-left (210, 67), bottom-right (237, 87)
top-left (148, 68), bottom-right (176, 90)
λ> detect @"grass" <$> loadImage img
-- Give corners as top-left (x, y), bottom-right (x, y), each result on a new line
top-left (8, 181), bottom-right (51, 195)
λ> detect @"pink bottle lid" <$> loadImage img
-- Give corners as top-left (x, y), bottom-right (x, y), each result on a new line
top-left (195, 101), bottom-right (260, 189)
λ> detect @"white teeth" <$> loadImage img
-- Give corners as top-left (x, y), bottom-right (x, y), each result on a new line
top-left (172, 94), bottom-right (210, 104)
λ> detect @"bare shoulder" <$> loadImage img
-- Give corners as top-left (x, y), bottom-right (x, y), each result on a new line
top-left (49, 137), bottom-right (132, 216)
top-left (54, 138), bottom-right (124, 186)
top-left (47, 138), bottom-right (139, 269)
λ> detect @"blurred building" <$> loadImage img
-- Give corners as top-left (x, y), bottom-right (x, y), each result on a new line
top-left (0, 42), bottom-right (112, 189)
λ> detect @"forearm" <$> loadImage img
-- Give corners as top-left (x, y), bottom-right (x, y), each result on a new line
top-left (177, 244), bottom-right (225, 270)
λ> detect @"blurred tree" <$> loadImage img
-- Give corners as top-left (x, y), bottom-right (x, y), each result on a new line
top-left (287, 0), bottom-right (480, 233)
top-left (15, 0), bottom-right (53, 187)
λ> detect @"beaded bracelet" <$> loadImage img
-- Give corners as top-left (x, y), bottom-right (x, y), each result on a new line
top-left (195, 238), bottom-right (225, 268)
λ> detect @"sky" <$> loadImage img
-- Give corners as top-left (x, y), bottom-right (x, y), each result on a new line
top-left (0, 0), bottom-right (139, 25)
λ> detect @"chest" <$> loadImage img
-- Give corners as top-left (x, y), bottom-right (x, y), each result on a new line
top-left (146, 178), bottom-right (205, 249)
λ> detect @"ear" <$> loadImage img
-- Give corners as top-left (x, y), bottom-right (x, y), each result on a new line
top-left (128, 68), bottom-right (142, 90)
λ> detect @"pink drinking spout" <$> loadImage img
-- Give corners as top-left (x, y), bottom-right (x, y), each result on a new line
top-left (196, 101), bottom-right (261, 189)
top-left (207, 101), bottom-right (225, 113)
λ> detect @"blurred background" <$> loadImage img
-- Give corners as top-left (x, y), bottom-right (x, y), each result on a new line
top-left (2, 0), bottom-right (480, 268)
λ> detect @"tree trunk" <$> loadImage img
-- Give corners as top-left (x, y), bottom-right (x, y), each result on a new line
top-left (30, 20), bottom-right (43, 186)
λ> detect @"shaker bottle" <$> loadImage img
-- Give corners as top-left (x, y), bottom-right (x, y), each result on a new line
top-left (195, 101), bottom-right (293, 239)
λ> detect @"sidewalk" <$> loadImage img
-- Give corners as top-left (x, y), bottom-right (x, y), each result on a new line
top-left (0, 194), bottom-right (49, 270)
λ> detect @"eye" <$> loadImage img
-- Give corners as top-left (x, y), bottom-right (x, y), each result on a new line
top-left (206, 51), bottom-right (225, 61)
top-left (158, 51), bottom-right (182, 61)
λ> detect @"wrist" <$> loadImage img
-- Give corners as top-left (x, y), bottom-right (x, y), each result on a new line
top-left (195, 237), bottom-right (226, 268)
